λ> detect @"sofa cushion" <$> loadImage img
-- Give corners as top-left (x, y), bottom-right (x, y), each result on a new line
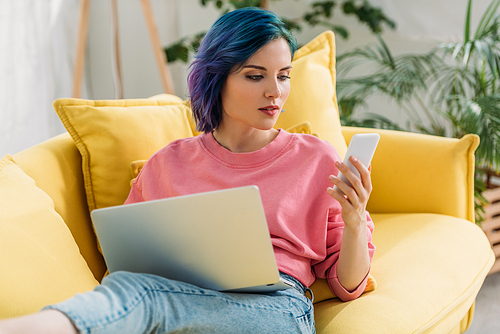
top-left (275, 30), bottom-right (348, 158)
top-left (53, 94), bottom-right (194, 212)
top-left (314, 213), bottom-right (494, 333)
top-left (0, 155), bottom-right (98, 318)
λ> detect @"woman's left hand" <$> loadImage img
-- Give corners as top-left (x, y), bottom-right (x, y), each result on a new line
top-left (327, 156), bottom-right (372, 229)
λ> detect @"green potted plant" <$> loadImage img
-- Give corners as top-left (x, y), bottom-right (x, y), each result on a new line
top-left (336, 0), bottom-right (500, 223)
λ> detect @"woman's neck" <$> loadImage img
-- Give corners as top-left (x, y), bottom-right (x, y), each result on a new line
top-left (212, 127), bottom-right (280, 153)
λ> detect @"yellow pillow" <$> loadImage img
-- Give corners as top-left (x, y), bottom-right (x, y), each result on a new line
top-left (53, 94), bottom-right (194, 212)
top-left (130, 159), bottom-right (147, 187)
top-left (275, 30), bottom-right (348, 158)
top-left (285, 121), bottom-right (319, 137)
top-left (0, 155), bottom-right (98, 319)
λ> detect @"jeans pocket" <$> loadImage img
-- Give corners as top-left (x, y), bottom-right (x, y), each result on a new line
top-left (287, 292), bottom-right (315, 334)
top-left (295, 305), bottom-right (315, 334)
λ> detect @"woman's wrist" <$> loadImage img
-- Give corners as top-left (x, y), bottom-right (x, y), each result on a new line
top-left (343, 217), bottom-right (367, 235)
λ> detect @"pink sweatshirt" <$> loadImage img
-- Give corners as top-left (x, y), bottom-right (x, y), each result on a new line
top-left (125, 129), bottom-right (375, 301)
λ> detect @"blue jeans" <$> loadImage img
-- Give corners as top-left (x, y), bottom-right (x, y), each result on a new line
top-left (44, 271), bottom-right (315, 334)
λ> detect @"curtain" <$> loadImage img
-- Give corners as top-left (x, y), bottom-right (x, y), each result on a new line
top-left (0, 0), bottom-right (81, 156)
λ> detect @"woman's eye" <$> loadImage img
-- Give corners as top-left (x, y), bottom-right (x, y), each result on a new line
top-left (279, 75), bottom-right (291, 81)
top-left (246, 75), bottom-right (263, 81)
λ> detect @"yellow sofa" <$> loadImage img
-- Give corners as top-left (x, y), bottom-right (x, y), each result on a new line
top-left (0, 30), bottom-right (495, 333)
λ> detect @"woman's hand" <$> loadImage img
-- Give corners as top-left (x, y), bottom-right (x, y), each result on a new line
top-left (327, 156), bottom-right (372, 229)
top-left (327, 156), bottom-right (373, 291)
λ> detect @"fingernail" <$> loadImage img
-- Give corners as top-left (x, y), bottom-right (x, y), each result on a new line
top-left (351, 156), bottom-right (358, 162)
top-left (335, 161), bottom-right (342, 168)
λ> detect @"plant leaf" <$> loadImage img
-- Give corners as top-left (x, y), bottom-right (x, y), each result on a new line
top-left (465, 0), bottom-right (472, 43)
top-left (475, 0), bottom-right (500, 39)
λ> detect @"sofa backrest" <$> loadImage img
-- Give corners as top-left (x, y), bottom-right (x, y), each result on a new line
top-left (342, 127), bottom-right (479, 222)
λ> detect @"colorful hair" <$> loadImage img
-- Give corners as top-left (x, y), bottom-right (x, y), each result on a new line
top-left (187, 7), bottom-right (298, 133)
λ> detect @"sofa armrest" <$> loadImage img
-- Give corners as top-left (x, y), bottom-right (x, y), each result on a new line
top-left (12, 132), bottom-right (106, 280)
top-left (341, 127), bottom-right (479, 222)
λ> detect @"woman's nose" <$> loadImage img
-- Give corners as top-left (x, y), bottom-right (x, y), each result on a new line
top-left (265, 80), bottom-right (281, 99)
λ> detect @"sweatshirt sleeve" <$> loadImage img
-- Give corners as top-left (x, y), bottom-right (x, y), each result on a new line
top-left (313, 210), bottom-right (376, 302)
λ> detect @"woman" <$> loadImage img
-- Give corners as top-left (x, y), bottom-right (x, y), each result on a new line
top-left (0, 7), bottom-right (374, 334)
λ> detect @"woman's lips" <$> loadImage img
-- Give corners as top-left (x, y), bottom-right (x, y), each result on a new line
top-left (259, 105), bottom-right (280, 116)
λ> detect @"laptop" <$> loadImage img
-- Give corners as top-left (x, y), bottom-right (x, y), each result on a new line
top-left (91, 185), bottom-right (293, 293)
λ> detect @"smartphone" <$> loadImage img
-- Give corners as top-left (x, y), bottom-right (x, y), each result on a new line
top-left (333, 133), bottom-right (380, 194)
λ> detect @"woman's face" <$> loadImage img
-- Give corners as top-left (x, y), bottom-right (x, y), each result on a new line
top-left (219, 38), bottom-right (292, 133)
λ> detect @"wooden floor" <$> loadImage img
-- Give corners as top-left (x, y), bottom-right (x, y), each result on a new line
top-left (465, 270), bottom-right (500, 333)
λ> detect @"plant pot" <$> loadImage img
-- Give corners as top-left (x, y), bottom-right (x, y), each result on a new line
top-left (482, 186), bottom-right (500, 274)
